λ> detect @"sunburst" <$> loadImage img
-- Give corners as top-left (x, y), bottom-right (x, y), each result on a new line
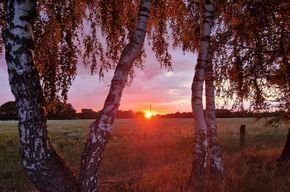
top-left (144, 111), bottom-right (152, 119)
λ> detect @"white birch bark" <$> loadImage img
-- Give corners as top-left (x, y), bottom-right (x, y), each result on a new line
top-left (79, 1), bottom-right (151, 191)
top-left (189, 0), bottom-right (214, 190)
top-left (205, 51), bottom-right (224, 178)
top-left (3, 0), bottom-right (79, 191)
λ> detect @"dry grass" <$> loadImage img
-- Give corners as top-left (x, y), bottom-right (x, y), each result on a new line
top-left (0, 118), bottom-right (289, 192)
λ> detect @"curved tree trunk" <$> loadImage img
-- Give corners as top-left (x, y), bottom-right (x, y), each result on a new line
top-left (205, 51), bottom-right (224, 178)
top-left (3, 1), bottom-right (79, 191)
top-left (79, 1), bottom-right (151, 191)
top-left (189, 0), bottom-right (214, 190)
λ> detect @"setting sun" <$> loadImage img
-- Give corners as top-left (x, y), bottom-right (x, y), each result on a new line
top-left (144, 109), bottom-right (159, 119)
top-left (144, 111), bottom-right (152, 119)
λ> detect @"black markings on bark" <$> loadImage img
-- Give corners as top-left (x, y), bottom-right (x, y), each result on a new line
top-left (79, 1), bottom-right (151, 191)
top-left (139, 7), bottom-right (150, 14)
top-left (136, 28), bottom-right (146, 33)
top-left (189, 0), bottom-right (224, 190)
top-left (3, 1), bottom-right (79, 191)
top-left (139, 13), bottom-right (150, 18)
top-left (201, 35), bottom-right (210, 41)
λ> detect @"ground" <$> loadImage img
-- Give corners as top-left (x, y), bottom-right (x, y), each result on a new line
top-left (0, 118), bottom-right (289, 192)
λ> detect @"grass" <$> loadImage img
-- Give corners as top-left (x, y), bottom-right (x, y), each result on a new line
top-left (0, 118), bottom-right (289, 192)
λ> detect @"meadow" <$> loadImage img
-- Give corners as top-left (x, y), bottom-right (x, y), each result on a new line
top-left (0, 118), bottom-right (289, 192)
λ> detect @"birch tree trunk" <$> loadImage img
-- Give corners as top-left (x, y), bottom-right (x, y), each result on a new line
top-left (189, 0), bottom-right (214, 190)
top-left (79, 1), bottom-right (151, 191)
top-left (205, 51), bottom-right (224, 178)
top-left (2, 0), bottom-right (79, 191)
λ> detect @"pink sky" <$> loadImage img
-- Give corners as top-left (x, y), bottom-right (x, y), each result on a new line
top-left (0, 45), bottom-right (197, 114)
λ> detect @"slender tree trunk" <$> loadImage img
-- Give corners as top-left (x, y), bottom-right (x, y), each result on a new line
top-left (79, 1), bottom-right (151, 191)
top-left (280, 129), bottom-right (290, 161)
top-left (2, 1), bottom-right (79, 191)
top-left (279, 30), bottom-right (290, 161)
top-left (205, 51), bottom-right (224, 178)
top-left (189, 0), bottom-right (214, 190)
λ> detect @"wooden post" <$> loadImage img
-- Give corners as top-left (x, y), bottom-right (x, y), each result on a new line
top-left (240, 125), bottom-right (246, 148)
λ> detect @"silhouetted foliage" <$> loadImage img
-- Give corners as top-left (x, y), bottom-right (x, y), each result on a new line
top-left (154, 110), bottom-right (285, 119)
top-left (0, 101), bottom-right (77, 120)
top-left (213, 0), bottom-right (290, 112)
top-left (1, 100), bottom-right (284, 120)
top-left (47, 100), bottom-right (77, 119)
top-left (77, 108), bottom-right (99, 119)
top-left (116, 110), bottom-right (135, 118)
top-left (135, 111), bottom-right (145, 118)
top-left (0, 101), bottom-right (17, 120)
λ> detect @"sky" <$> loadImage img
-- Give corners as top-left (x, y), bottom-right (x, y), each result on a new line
top-left (0, 45), bottom-right (198, 114)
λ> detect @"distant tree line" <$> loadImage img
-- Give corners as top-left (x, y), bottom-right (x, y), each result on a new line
top-left (0, 101), bottom-right (141, 120)
top-left (0, 101), bottom-right (285, 120)
top-left (76, 108), bottom-right (136, 119)
top-left (155, 109), bottom-right (286, 119)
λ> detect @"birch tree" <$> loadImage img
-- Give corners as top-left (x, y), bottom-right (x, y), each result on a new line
top-left (166, 0), bottom-right (225, 188)
top-left (188, 0), bottom-right (224, 190)
top-left (2, 0), bottom-right (151, 191)
top-left (2, 0), bottom-right (79, 191)
top-left (79, 1), bottom-right (151, 191)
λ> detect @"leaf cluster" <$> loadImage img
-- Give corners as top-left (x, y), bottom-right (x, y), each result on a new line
top-left (212, 0), bottom-right (290, 111)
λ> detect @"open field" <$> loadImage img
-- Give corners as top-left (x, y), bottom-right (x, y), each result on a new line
top-left (0, 118), bottom-right (289, 192)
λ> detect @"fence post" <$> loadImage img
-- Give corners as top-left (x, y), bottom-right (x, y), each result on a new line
top-left (240, 125), bottom-right (246, 148)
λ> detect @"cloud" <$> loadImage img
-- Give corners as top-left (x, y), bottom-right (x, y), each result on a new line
top-left (0, 40), bottom-right (198, 113)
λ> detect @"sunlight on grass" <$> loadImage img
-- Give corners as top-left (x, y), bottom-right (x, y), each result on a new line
top-left (0, 118), bottom-right (289, 191)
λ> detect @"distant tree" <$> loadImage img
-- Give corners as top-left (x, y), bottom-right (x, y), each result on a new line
top-left (116, 110), bottom-right (135, 118)
top-left (0, 100), bottom-right (77, 120)
top-left (135, 111), bottom-right (145, 118)
top-left (81, 108), bottom-right (95, 113)
top-left (0, 101), bottom-right (17, 120)
top-left (47, 100), bottom-right (76, 119)
top-left (77, 108), bottom-right (99, 119)
top-left (216, 109), bottom-right (232, 118)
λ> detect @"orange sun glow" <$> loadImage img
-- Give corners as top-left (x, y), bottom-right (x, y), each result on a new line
top-left (144, 111), bottom-right (152, 119)
top-left (144, 110), bottom-right (159, 119)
